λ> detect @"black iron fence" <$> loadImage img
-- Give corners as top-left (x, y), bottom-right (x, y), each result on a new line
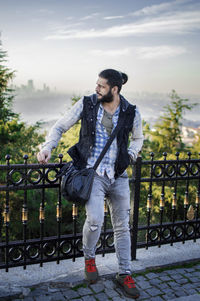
top-left (0, 153), bottom-right (200, 272)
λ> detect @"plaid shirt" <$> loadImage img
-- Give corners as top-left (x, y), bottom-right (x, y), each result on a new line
top-left (42, 95), bottom-right (144, 179)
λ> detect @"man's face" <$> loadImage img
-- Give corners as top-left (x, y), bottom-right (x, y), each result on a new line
top-left (95, 77), bottom-right (114, 103)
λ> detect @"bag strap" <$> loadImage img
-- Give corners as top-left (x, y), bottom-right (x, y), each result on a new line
top-left (93, 111), bottom-right (126, 171)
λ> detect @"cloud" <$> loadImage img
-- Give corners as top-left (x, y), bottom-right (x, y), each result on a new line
top-left (80, 13), bottom-right (99, 21)
top-left (136, 46), bottom-right (187, 59)
top-left (104, 15), bottom-right (125, 20)
top-left (90, 48), bottom-right (131, 57)
top-left (45, 10), bottom-right (200, 40)
top-left (90, 46), bottom-right (187, 59)
top-left (130, 0), bottom-right (192, 17)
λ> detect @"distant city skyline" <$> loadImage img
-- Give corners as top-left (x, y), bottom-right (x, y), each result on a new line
top-left (1, 0), bottom-right (200, 95)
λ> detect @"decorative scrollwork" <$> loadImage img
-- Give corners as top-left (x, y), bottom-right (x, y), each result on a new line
top-left (177, 163), bottom-right (188, 176)
top-left (106, 234), bottom-right (114, 248)
top-left (45, 168), bottom-right (59, 184)
top-left (186, 225), bottom-right (195, 237)
top-left (165, 164), bottom-right (176, 177)
top-left (60, 240), bottom-right (72, 255)
top-left (27, 169), bottom-right (43, 184)
top-left (43, 242), bottom-right (57, 257)
top-left (189, 163), bottom-right (200, 176)
top-left (26, 245), bottom-right (40, 259)
top-left (149, 229), bottom-right (159, 242)
top-left (9, 169), bottom-right (24, 186)
top-left (9, 247), bottom-right (23, 262)
top-left (174, 226), bottom-right (183, 239)
top-left (76, 239), bottom-right (83, 253)
top-left (162, 227), bottom-right (172, 240)
top-left (152, 164), bottom-right (164, 178)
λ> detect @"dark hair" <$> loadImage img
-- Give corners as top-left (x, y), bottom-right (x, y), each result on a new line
top-left (98, 69), bottom-right (128, 93)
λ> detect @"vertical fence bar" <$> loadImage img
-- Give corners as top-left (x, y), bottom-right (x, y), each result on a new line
top-left (5, 155), bottom-right (11, 272)
top-left (22, 155), bottom-right (28, 270)
top-left (159, 152), bottom-right (167, 247)
top-left (72, 203), bottom-right (78, 262)
top-left (56, 154), bottom-right (63, 264)
top-left (39, 165), bottom-right (46, 267)
top-left (194, 154), bottom-right (200, 242)
top-left (146, 153), bottom-right (154, 250)
top-left (171, 152), bottom-right (179, 246)
top-left (131, 156), bottom-right (142, 260)
top-left (183, 152), bottom-right (191, 244)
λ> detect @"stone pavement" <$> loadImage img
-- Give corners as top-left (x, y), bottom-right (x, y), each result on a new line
top-left (1, 260), bottom-right (200, 300)
top-left (0, 240), bottom-right (200, 300)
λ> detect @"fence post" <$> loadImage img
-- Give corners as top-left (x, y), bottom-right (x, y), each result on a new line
top-left (130, 156), bottom-right (142, 260)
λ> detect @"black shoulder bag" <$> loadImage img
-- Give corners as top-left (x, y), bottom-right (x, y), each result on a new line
top-left (57, 115), bottom-right (125, 204)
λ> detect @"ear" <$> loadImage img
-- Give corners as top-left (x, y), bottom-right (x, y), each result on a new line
top-left (112, 86), bottom-right (119, 95)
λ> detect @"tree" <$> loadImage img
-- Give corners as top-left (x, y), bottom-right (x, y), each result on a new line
top-left (147, 90), bottom-right (197, 157)
top-left (0, 41), bottom-right (44, 163)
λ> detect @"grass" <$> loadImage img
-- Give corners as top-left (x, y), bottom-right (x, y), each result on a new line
top-left (132, 258), bottom-right (200, 278)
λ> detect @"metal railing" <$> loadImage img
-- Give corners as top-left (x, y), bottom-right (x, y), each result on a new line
top-left (0, 153), bottom-right (200, 271)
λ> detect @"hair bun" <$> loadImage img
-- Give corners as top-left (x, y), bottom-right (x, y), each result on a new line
top-left (121, 72), bottom-right (128, 85)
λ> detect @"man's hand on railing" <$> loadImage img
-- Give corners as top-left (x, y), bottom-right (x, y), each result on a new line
top-left (37, 149), bottom-right (51, 164)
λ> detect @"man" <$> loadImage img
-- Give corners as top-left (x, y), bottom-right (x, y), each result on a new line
top-left (37, 69), bottom-right (143, 299)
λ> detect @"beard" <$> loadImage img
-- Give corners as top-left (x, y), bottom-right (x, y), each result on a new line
top-left (99, 89), bottom-right (114, 103)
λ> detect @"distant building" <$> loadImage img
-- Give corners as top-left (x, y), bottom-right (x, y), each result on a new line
top-left (181, 126), bottom-right (200, 146)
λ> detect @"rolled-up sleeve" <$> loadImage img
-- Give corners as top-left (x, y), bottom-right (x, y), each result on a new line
top-left (128, 106), bottom-right (144, 161)
top-left (41, 98), bottom-right (83, 152)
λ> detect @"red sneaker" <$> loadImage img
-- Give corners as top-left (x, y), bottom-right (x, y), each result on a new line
top-left (116, 274), bottom-right (140, 299)
top-left (85, 258), bottom-right (99, 283)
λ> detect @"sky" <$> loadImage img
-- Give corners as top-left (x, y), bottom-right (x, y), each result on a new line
top-left (0, 0), bottom-right (200, 96)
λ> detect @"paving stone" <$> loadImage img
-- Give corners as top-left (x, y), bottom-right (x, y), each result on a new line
top-left (62, 288), bottom-right (79, 299)
top-left (176, 268), bottom-right (187, 274)
top-left (28, 287), bottom-right (47, 297)
top-left (162, 293), bottom-right (176, 300)
top-left (103, 279), bottom-right (115, 289)
top-left (175, 278), bottom-right (189, 284)
top-left (112, 297), bottom-right (126, 301)
top-left (139, 290), bottom-right (150, 299)
top-left (48, 292), bottom-right (66, 301)
top-left (135, 275), bottom-right (146, 282)
top-left (34, 295), bottom-right (52, 301)
top-left (150, 296), bottom-right (164, 301)
top-left (189, 276), bottom-right (200, 283)
top-left (18, 297), bottom-right (35, 301)
top-left (104, 288), bottom-right (120, 298)
top-left (95, 292), bottom-right (109, 301)
top-left (165, 269), bottom-right (179, 275)
top-left (174, 289), bottom-right (187, 297)
top-left (159, 275), bottom-right (172, 282)
top-left (184, 268), bottom-right (196, 273)
top-left (137, 280), bottom-right (152, 289)
top-left (149, 278), bottom-right (161, 285)
top-left (82, 295), bottom-right (97, 301)
top-left (162, 287), bottom-right (173, 295)
top-left (90, 282), bottom-right (105, 293)
top-left (145, 272), bottom-right (158, 280)
top-left (77, 287), bottom-right (93, 296)
top-left (158, 283), bottom-right (170, 290)
top-left (170, 273), bottom-right (184, 280)
top-left (192, 271), bottom-right (200, 277)
top-left (181, 283), bottom-right (194, 290)
top-left (145, 287), bottom-right (163, 297)
top-left (183, 288), bottom-right (197, 296)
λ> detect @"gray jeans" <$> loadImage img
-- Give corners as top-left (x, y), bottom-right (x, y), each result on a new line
top-left (82, 172), bottom-right (131, 274)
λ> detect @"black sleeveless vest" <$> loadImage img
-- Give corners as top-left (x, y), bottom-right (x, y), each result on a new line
top-left (68, 94), bottom-right (136, 178)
